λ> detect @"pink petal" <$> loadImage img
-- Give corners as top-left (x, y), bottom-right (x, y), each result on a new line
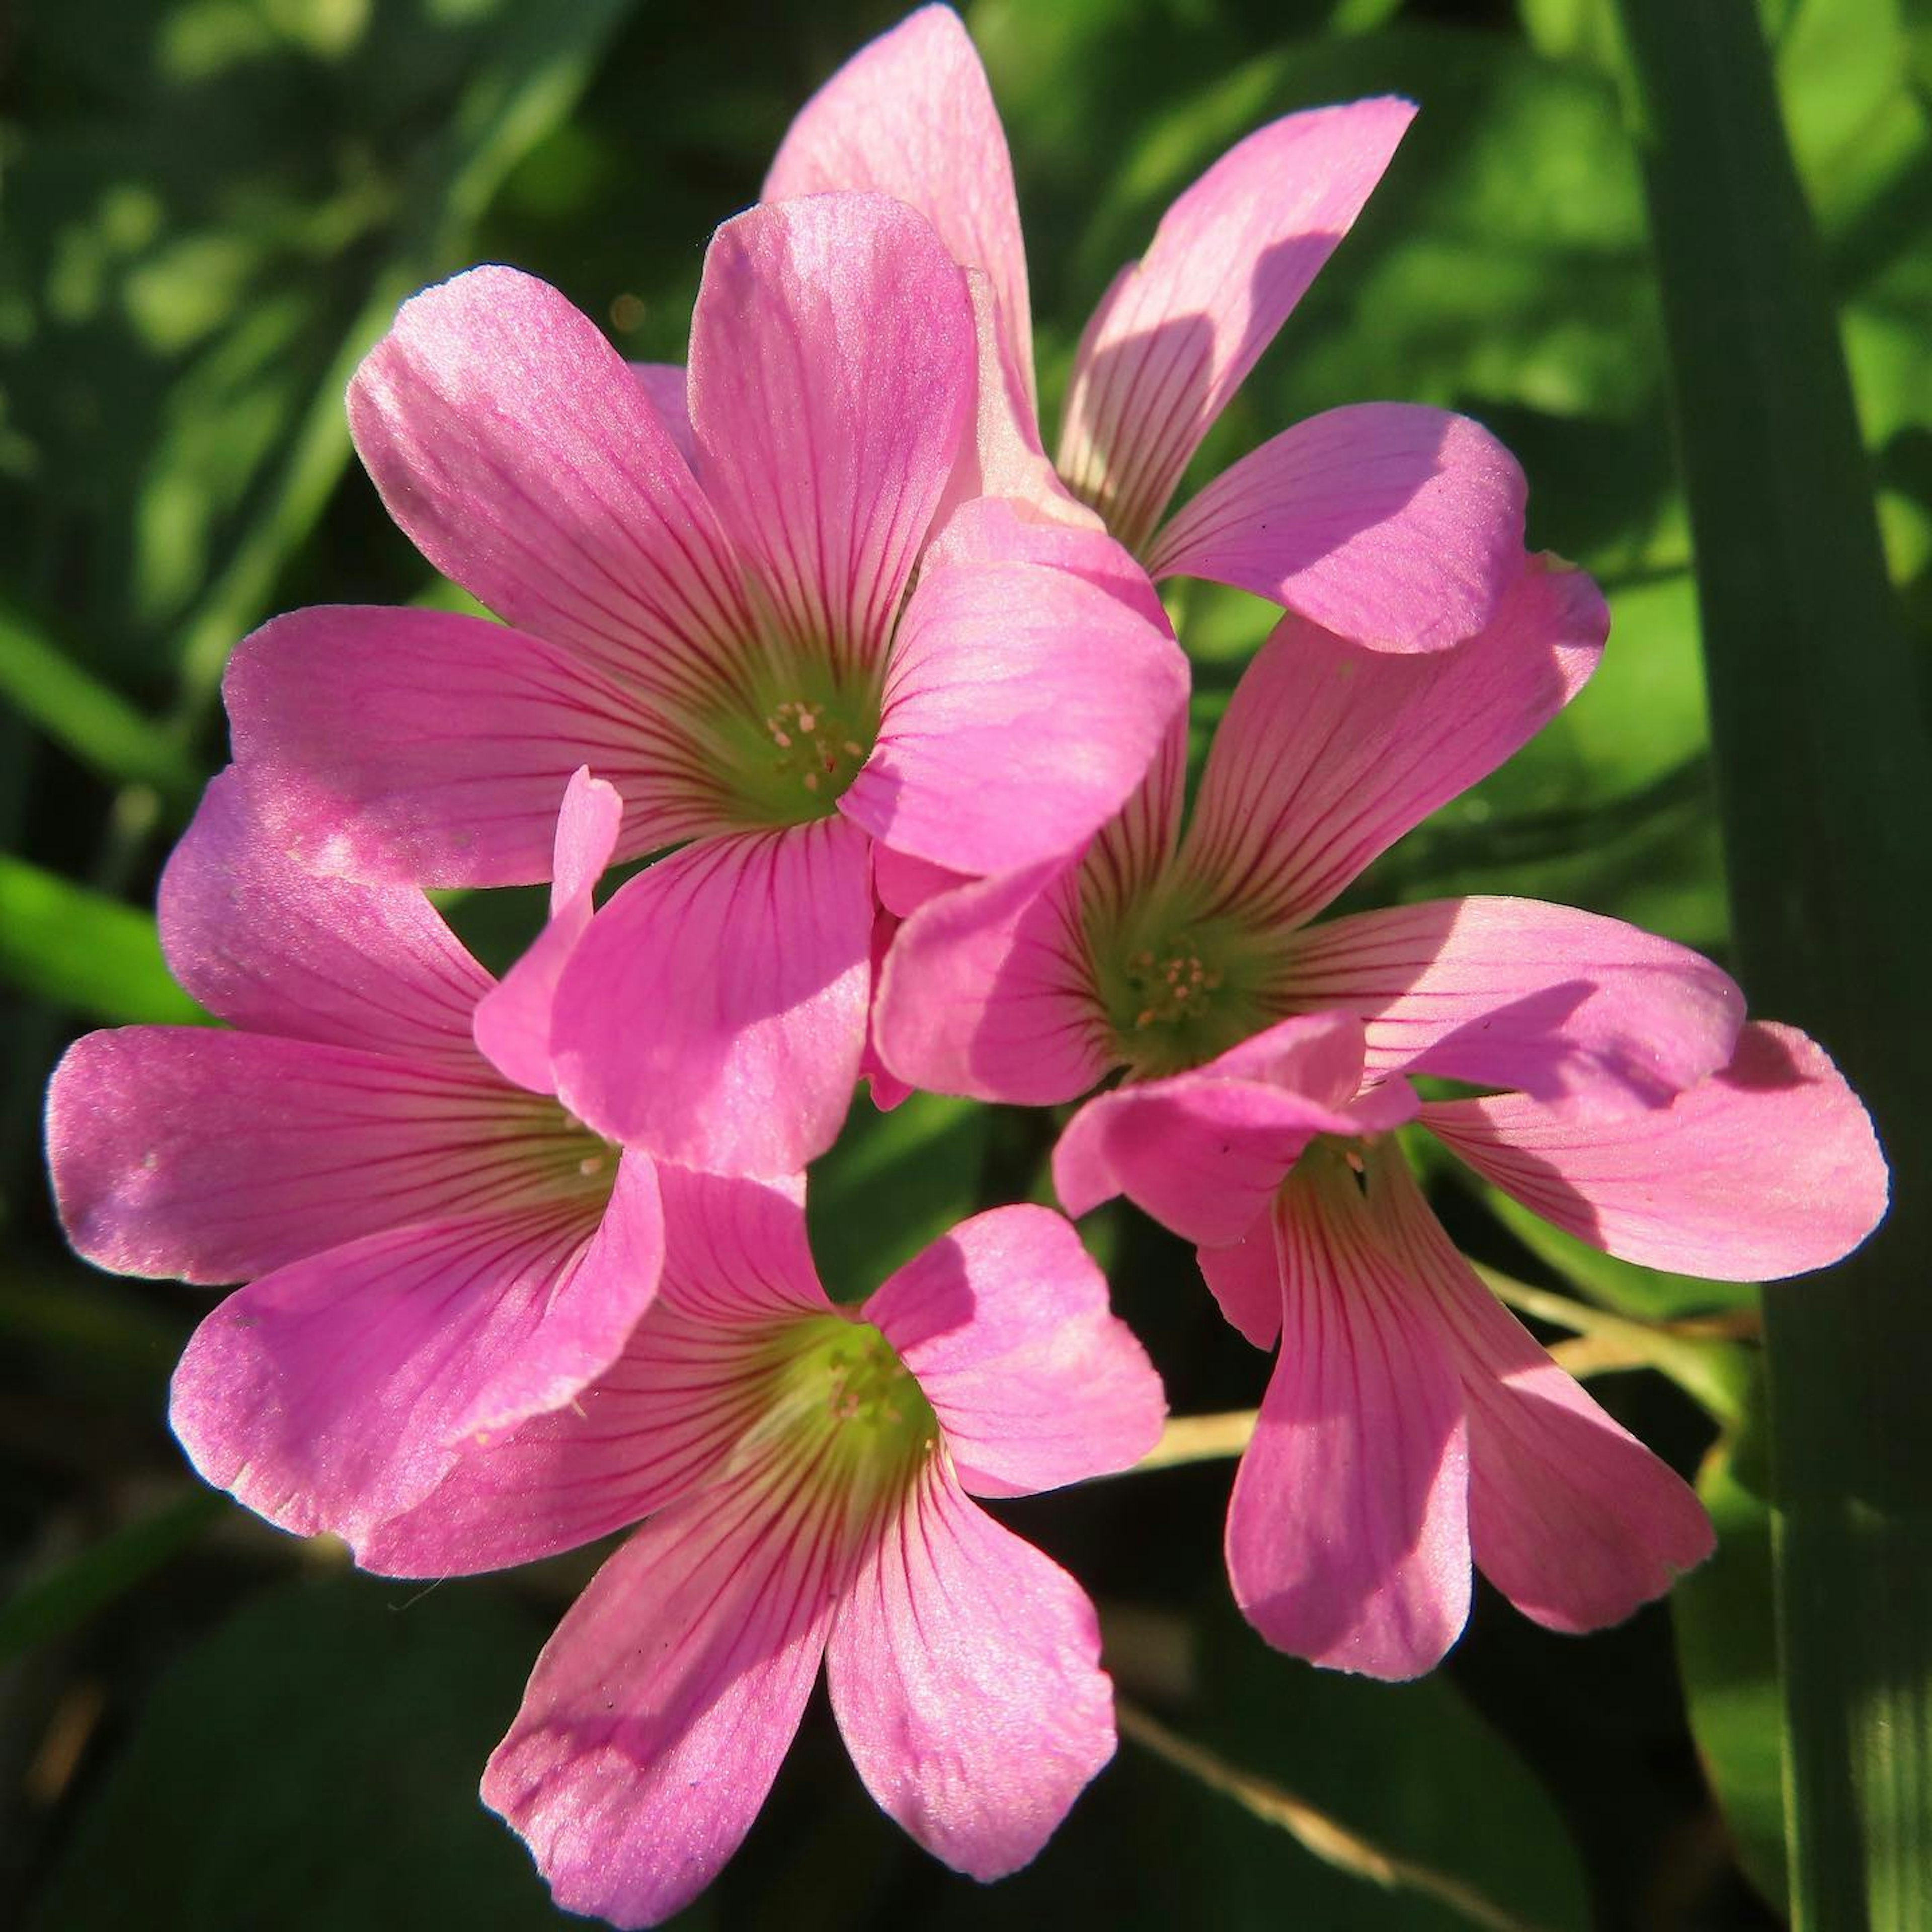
top-left (1178, 554), bottom-right (1606, 929)
top-left (484, 1473), bottom-right (840, 1928)
top-left (688, 195), bottom-right (973, 682)
top-left (1147, 404), bottom-right (1527, 652)
top-left (1196, 1220), bottom-right (1283, 1350)
top-left (920, 493), bottom-right (1170, 629)
top-left (45, 1028), bottom-right (580, 1285)
top-left (1226, 1164), bottom-right (1471, 1679)
top-left (1424, 1021), bottom-right (1888, 1280)
top-left (1056, 98), bottom-right (1416, 551)
top-left (826, 1463), bottom-right (1114, 1879)
top-left (764, 5), bottom-right (1034, 411)
top-left (1280, 897), bottom-right (1744, 1107)
top-left (1364, 1145), bottom-right (1713, 1631)
top-left (864, 1203), bottom-right (1164, 1496)
top-left (873, 845), bottom-right (971, 920)
top-left (364, 1168), bottom-right (829, 1578)
top-left (158, 766), bottom-right (490, 1060)
top-left (844, 552), bottom-right (1187, 875)
top-left (1052, 1013), bottom-right (1415, 1247)
top-left (350, 267), bottom-right (758, 707)
top-left (171, 1156), bottom-right (662, 1545)
top-left (473, 769), bottom-right (624, 1095)
top-left (860, 905), bottom-right (915, 1112)
top-left (630, 361), bottom-right (695, 467)
top-left (226, 605), bottom-right (717, 888)
top-left (553, 821), bottom-right (873, 1177)
top-left (872, 861), bottom-right (1110, 1105)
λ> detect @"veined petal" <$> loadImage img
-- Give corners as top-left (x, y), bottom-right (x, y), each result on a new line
top-left (826, 1462), bottom-right (1114, 1879)
top-left (1281, 898), bottom-right (1743, 1107)
top-left (1197, 1219), bottom-right (1283, 1350)
top-left (872, 860), bottom-right (1110, 1105)
top-left (553, 822), bottom-right (873, 1177)
top-left (1178, 556), bottom-right (1606, 931)
top-left (864, 1203), bottom-right (1164, 1496)
top-left (1057, 98), bottom-right (1416, 551)
top-left (1147, 405), bottom-right (1527, 652)
top-left (349, 266), bottom-right (756, 708)
top-left (1363, 1145), bottom-right (1713, 1631)
top-left (45, 1028), bottom-right (586, 1285)
top-left (473, 769), bottom-right (624, 1095)
top-left (484, 1467), bottom-right (842, 1929)
top-left (1052, 1013), bottom-right (1415, 1246)
top-left (630, 362), bottom-right (695, 467)
top-left (159, 767), bottom-right (490, 1061)
top-left (1424, 1021), bottom-right (1888, 1280)
top-left (226, 605), bottom-right (718, 888)
top-left (364, 1168), bottom-right (829, 1578)
top-left (689, 195), bottom-right (974, 683)
top-left (172, 1159), bottom-right (660, 1546)
top-left (1229, 1161), bottom-right (1471, 1679)
top-left (766, 7), bottom-right (1035, 411)
top-left (845, 554), bottom-right (1186, 875)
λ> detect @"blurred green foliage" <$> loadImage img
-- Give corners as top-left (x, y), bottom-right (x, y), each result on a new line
top-left (3, 0), bottom-right (1924, 1926)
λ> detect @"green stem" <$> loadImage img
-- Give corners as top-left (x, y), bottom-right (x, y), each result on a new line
top-left (1612, 4), bottom-right (1932, 1921)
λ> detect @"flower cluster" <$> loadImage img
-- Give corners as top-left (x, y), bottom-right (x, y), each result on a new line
top-left (45, 6), bottom-right (1887, 1924)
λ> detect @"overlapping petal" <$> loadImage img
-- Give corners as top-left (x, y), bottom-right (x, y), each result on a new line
top-left (864, 1203), bottom-right (1164, 1496)
top-left (227, 606), bottom-right (715, 887)
top-left (1178, 556), bottom-right (1606, 931)
top-left (1057, 98), bottom-right (1417, 550)
top-left (827, 1464), bottom-right (1115, 1879)
top-left (349, 265), bottom-right (755, 708)
top-left (1424, 1021), bottom-right (1888, 1279)
top-left (172, 1155), bottom-right (661, 1546)
top-left (552, 819), bottom-right (873, 1178)
top-left (688, 194), bottom-right (974, 680)
top-left (1147, 403), bottom-right (1527, 651)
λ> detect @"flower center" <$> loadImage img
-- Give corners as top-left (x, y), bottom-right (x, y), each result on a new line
top-left (1092, 893), bottom-right (1284, 1079)
top-left (708, 668), bottom-right (880, 829)
top-left (753, 1315), bottom-right (938, 1512)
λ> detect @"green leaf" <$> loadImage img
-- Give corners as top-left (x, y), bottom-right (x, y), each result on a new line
top-left (1613, 2), bottom-right (1932, 1920)
top-left (23, 1575), bottom-right (583, 1932)
top-left (0, 594), bottom-right (197, 797)
top-left (0, 856), bottom-right (202, 1023)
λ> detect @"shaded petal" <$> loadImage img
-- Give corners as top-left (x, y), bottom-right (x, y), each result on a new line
top-left (1148, 404), bottom-right (1526, 652)
top-left (1424, 1021), bottom-right (1888, 1280)
top-left (1280, 898), bottom-right (1743, 1107)
top-left (1179, 555), bottom-right (1606, 929)
top-left (827, 1463), bottom-right (1113, 1879)
top-left (473, 769), bottom-right (624, 1095)
top-left (45, 1028), bottom-right (581, 1285)
top-left (1057, 98), bottom-right (1416, 550)
top-left (844, 553), bottom-right (1187, 875)
top-left (860, 905), bottom-right (915, 1111)
top-left (1228, 1162), bottom-right (1471, 1678)
top-left (864, 1204), bottom-right (1164, 1496)
top-left (873, 861), bottom-right (1110, 1105)
top-left (630, 362), bottom-right (695, 467)
top-left (226, 605), bottom-right (717, 888)
top-left (1052, 1013), bottom-right (1415, 1246)
top-left (764, 5), bottom-right (1034, 409)
top-left (553, 822), bottom-right (873, 1176)
top-left (689, 195), bottom-right (973, 682)
top-left (349, 266), bottom-right (756, 707)
top-left (873, 845), bottom-right (971, 921)
top-left (483, 1469), bottom-right (841, 1928)
top-left (159, 766), bottom-right (490, 1060)
top-left (1363, 1145), bottom-right (1713, 1631)
top-left (172, 1158), bottom-right (661, 1545)
top-left (365, 1168), bottom-right (829, 1578)
top-left (1196, 1219), bottom-right (1282, 1350)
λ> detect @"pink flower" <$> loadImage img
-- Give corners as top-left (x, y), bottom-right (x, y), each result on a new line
top-left (225, 192), bottom-right (1186, 1177)
top-left (360, 1168), bottom-right (1165, 1926)
top-left (876, 564), bottom-right (1889, 1676)
top-left (45, 767), bottom-right (665, 1551)
top-left (764, 4), bottom-right (1528, 653)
